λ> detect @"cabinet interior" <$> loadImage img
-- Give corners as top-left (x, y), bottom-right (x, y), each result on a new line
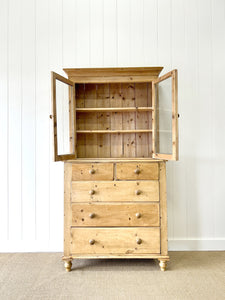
top-left (75, 82), bottom-right (153, 158)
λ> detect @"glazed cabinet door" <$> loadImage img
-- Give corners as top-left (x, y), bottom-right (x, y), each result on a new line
top-left (152, 69), bottom-right (178, 160)
top-left (51, 72), bottom-right (76, 161)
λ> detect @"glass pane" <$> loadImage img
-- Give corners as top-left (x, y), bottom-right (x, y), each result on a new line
top-left (56, 79), bottom-right (74, 155)
top-left (155, 77), bottom-right (172, 154)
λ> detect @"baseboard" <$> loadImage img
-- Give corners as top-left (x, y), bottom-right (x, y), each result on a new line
top-left (0, 240), bottom-right (63, 252)
top-left (0, 239), bottom-right (224, 252)
top-left (168, 239), bottom-right (225, 251)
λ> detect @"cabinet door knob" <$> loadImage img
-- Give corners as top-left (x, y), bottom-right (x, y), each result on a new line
top-left (89, 239), bottom-right (95, 245)
top-left (134, 168), bottom-right (141, 174)
top-left (89, 189), bottom-right (95, 195)
top-left (136, 212), bottom-right (141, 218)
top-left (89, 213), bottom-right (95, 219)
top-left (89, 169), bottom-right (95, 174)
top-left (136, 238), bottom-right (142, 245)
top-left (135, 189), bottom-right (141, 195)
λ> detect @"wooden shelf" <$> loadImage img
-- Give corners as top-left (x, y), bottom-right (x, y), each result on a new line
top-left (77, 129), bottom-right (152, 134)
top-left (76, 107), bottom-right (153, 113)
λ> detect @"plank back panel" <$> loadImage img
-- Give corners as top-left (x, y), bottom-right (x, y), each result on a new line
top-left (75, 82), bottom-right (153, 158)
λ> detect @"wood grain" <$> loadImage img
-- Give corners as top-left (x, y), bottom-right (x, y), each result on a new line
top-left (64, 163), bottom-right (72, 256)
top-left (116, 163), bottom-right (159, 180)
top-left (70, 227), bottom-right (160, 254)
top-left (71, 203), bottom-right (159, 227)
top-left (72, 163), bottom-right (113, 181)
top-left (71, 180), bottom-right (159, 202)
top-left (159, 162), bottom-right (168, 256)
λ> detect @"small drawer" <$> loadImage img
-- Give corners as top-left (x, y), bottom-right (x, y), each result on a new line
top-left (72, 163), bottom-right (113, 181)
top-left (71, 203), bottom-right (159, 227)
top-left (71, 180), bottom-right (159, 202)
top-left (116, 163), bottom-right (159, 180)
top-left (70, 227), bottom-right (160, 254)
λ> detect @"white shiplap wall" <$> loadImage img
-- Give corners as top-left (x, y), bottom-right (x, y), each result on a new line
top-left (0, 0), bottom-right (225, 251)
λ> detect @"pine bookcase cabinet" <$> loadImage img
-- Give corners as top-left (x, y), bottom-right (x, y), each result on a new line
top-left (51, 67), bottom-right (178, 272)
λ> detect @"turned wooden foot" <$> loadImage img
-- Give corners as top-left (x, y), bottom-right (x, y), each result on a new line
top-left (159, 260), bottom-right (167, 271)
top-left (64, 260), bottom-right (72, 272)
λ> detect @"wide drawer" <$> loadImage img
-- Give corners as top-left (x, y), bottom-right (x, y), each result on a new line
top-left (71, 203), bottom-right (159, 227)
top-left (72, 163), bottom-right (113, 181)
top-left (70, 227), bottom-right (160, 254)
top-left (71, 181), bottom-right (159, 202)
top-left (116, 163), bottom-right (159, 180)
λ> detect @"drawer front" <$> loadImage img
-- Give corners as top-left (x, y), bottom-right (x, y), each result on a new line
top-left (72, 163), bottom-right (113, 181)
top-left (70, 227), bottom-right (160, 254)
top-left (116, 163), bottom-right (159, 180)
top-left (71, 203), bottom-right (159, 227)
top-left (71, 181), bottom-right (159, 202)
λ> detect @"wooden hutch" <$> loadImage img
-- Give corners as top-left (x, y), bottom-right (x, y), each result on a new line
top-left (51, 67), bottom-right (178, 272)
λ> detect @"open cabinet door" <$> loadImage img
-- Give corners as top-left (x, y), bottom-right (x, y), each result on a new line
top-left (51, 72), bottom-right (76, 161)
top-left (152, 69), bottom-right (178, 160)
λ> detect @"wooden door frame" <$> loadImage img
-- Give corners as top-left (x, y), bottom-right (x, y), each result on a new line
top-left (51, 71), bottom-right (76, 161)
top-left (152, 69), bottom-right (178, 161)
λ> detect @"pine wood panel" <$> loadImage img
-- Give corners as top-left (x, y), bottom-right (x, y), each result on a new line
top-left (122, 83), bottom-right (136, 157)
top-left (116, 163), bottom-right (159, 180)
top-left (76, 84), bottom-right (86, 157)
top-left (70, 227), bottom-right (160, 254)
top-left (135, 83), bottom-right (150, 157)
top-left (71, 180), bottom-right (159, 202)
top-left (159, 162), bottom-right (168, 255)
top-left (71, 203), bottom-right (159, 227)
top-left (76, 82), bottom-right (153, 158)
top-left (110, 83), bottom-right (123, 157)
top-left (64, 163), bottom-right (72, 257)
top-left (96, 84), bottom-right (111, 157)
top-left (70, 254), bottom-right (169, 259)
top-left (72, 163), bottom-right (113, 181)
top-left (65, 67), bottom-right (163, 76)
top-left (84, 84), bottom-right (97, 158)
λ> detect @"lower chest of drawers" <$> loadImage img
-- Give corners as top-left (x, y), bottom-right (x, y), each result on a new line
top-left (64, 161), bottom-right (168, 264)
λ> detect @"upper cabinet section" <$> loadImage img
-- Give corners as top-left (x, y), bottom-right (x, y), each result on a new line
top-left (51, 72), bottom-right (76, 161)
top-left (63, 67), bottom-right (163, 83)
top-left (152, 70), bottom-right (178, 161)
top-left (51, 67), bottom-right (178, 161)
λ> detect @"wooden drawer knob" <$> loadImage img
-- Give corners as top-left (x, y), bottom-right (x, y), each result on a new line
top-left (134, 168), bottom-right (141, 174)
top-left (136, 212), bottom-right (141, 218)
top-left (135, 189), bottom-right (141, 195)
top-left (89, 239), bottom-right (95, 245)
top-left (136, 238), bottom-right (142, 245)
top-left (89, 213), bottom-right (95, 219)
top-left (89, 169), bottom-right (95, 174)
top-left (89, 189), bottom-right (95, 195)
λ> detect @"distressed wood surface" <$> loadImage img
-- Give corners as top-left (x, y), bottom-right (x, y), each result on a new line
top-left (71, 203), bottom-right (159, 227)
top-left (116, 162), bottom-right (159, 180)
top-left (72, 163), bottom-right (113, 181)
top-left (70, 227), bottom-right (160, 254)
top-left (71, 180), bottom-right (159, 202)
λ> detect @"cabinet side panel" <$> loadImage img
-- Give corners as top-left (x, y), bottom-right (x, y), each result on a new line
top-left (64, 163), bottom-right (72, 257)
top-left (159, 162), bottom-right (168, 255)
top-left (147, 83), bottom-right (153, 155)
